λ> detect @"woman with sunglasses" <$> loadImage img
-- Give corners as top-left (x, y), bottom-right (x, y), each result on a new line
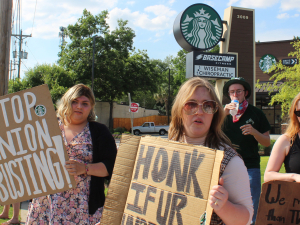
top-left (265, 93), bottom-right (300, 183)
top-left (169, 77), bottom-right (253, 224)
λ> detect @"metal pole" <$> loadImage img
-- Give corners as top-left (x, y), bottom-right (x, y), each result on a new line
top-left (92, 36), bottom-right (95, 93)
top-left (18, 30), bottom-right (22, 79)
top-left (10, 60), bottom-right (12, 80)
top-left (128, 93), bottom-right (134, 135)
top-left (168, 68), bottom-right (170, 124)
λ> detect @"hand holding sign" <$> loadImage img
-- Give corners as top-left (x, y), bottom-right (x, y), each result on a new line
top-left (65, 160), bottom-right (86, 176)
top-left (209, 177), bottom-right (228, 211)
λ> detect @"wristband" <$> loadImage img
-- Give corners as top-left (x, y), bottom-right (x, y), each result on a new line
top-left (85, 163), bottom-right (89, 175)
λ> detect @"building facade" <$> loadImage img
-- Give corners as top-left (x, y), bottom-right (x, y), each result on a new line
top-left (255, 39), bottom-right (296, 134)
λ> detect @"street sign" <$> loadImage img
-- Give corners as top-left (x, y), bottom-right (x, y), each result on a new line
top-left (186, 51), bottom-right (237, 79)
top-left (130, 102), bottom-right (139, 113)
top-left (282, 58), bottom-right (298, 66)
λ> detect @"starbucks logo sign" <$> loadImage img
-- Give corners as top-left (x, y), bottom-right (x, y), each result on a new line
top-left (174, 4), bottom-right (223, 51)
top-left (35, 105), bottom-right (46, 117)
top-left (259, 54), bottom-right (277, 72)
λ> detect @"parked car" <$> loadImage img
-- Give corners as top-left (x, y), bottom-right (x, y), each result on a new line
top-left (132, 122), bottom-right (169, 135)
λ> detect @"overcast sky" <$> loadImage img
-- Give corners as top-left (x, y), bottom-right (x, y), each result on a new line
top-left (11, 0), bottom-right (300, 78)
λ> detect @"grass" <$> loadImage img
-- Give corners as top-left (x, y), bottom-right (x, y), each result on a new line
top-left (0, 205), bottom-right (15, 224)
top-left (260, 156), bottom-right (285, 185)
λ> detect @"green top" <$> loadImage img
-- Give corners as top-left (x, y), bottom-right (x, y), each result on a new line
top-left (222, 104), bottom-right (271, 169)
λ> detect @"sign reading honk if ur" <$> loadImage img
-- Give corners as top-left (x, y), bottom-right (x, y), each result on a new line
top-left (101, 135), bottom-right (224, 225)
top-left (0, 85), bottom-right (75, 205)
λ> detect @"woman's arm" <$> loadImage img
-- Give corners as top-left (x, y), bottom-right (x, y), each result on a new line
top-left (264, 134), bottom-right (300, 182)
top-left (65, 161), bottom-right (109, 177)
top-left (209, 156), bottom-right (253, 225)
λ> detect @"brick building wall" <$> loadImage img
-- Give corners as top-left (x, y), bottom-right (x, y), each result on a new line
top-left (256, 39), bottom-right (296, 82)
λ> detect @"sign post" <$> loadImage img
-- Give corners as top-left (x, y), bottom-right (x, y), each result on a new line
top-left (173, 3), bottom-right (240, 101)
top-left (128, 93), bottom-right (134, 135)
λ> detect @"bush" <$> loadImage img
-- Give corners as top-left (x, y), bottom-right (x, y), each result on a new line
top-left (112, 132), bottom-right (121, 139)
top-left (258, 139), bottom-right (276, 156)
top-left (113, 127), bottom-right (127, 133)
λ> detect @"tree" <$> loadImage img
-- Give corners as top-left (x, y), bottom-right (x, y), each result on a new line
top-left (256, 40), bottom-right (300, 115)
top-left (59, 10), bottom-right (162, 129)
top-left (8, 63), bottom-right (74, 107)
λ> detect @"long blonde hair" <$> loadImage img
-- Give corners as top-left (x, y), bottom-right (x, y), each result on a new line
top-left (168, 77), bottom-right (231, 149)
top-left (285, 92), bottom-right (300, 140)
top-left (57, 84), bottom-right (96, 124)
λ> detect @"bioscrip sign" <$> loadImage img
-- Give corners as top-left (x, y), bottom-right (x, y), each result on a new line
top-left (0, 85), bottom-right (75, 204)
top-left (186, 51), bottom-right (237, 79)
top-left (101, 135), bottom-right (224, 225)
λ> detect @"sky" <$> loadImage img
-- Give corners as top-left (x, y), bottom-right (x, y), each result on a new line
top-left (10, 0), bottom-right (300, 79)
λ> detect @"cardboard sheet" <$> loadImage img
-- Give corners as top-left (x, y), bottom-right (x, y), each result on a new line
top-left (0, 85), bottom-right (76, 205)
top-left (256, 180), bottom-right (300, 225)
top-left (102, 134), bottom-right (224, 224)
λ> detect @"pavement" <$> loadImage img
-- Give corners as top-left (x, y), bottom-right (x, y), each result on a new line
top-left (20, 201), bottom-right (29, 224)
top-left (19, 133), bottom-right (280, 223)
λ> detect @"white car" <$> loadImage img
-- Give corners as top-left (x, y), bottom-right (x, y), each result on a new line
top-left (132, 122), bottom-right (169, 135)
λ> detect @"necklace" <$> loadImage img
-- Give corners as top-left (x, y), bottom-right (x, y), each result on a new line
top-left (183, 134), bottom-right (205, 146)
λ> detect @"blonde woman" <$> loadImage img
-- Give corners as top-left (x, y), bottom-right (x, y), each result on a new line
top-left (26, 84), bottom-right (117, 224)
top-left (265, 93), bottom-right (300, 183)
top-left (169, 77), bottom-right (253, 224)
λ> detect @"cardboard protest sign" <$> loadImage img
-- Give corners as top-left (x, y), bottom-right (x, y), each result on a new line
top-left (256, 180), bottom-right (300, 225)
top-left (0, 85), bottom-right (76, 205)
top-left (101, 134), bottom-right (224, 225)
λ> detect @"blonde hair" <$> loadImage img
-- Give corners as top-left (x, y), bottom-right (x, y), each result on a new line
top-left (168, 77), bottom-right (231, 149)
top-left (285, 92), bottom-right (300, 141)
top-left (57, 84), bottom-right (96, 124)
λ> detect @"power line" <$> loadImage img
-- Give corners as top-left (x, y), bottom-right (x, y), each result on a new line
top-left (31, 0), bottom-right (37, 35)
top-left (27, 45), bottom-right (39, 64)
top-left (21, 60), bottom-right (28, 70)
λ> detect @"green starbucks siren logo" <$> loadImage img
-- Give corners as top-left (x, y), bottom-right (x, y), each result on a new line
top-left (173, 4), bottom-right (223, 51)
top-left (35, 105), bottom-right (46, 117)
top-left (259, 54), bottom-right (277, 72)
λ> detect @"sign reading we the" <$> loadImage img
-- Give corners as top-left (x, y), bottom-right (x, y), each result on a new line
top-left (122, 136), bottom-right (223, 225)
top-left (256, 181), bottom-right (300, 225)
top-left (0, 85), bottom-right (75, 205)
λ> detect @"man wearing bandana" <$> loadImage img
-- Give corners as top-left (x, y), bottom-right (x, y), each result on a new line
top-left (222, 77), bottom-right (271, 225)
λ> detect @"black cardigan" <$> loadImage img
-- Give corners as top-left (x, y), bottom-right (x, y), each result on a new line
top-left (88, 121), bottom-right (117, 215)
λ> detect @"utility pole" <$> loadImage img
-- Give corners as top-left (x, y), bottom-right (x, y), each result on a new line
top-left (59, 26), bottom-right (67, 47)
top-left (92, 36), bottom-right (95, 92)
top-left (11, 30), bottom-right (31, 79)
top-left (0, 0), bottom-right (13, 96)
top-left (168, 68), bottom-right (171, 124)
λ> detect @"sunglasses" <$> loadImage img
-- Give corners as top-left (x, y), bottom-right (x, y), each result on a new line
top-left (295, 111), bottom-right (300, 117)
top-left (183, 100), bottom-right (218, 115)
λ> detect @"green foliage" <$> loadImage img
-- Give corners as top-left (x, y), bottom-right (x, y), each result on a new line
top-left (59, 9), bottom-right (162, 129)
top-left (206, 44), bottom-right (220, 53)
top-left (8, 63), bottom-right (74, 107)
top-left (113, 127), bottom-right (127, 133)
top-left (256, 40), bottom-right (300, 116)
top-left (258, 139), bottom-right (276, 156)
